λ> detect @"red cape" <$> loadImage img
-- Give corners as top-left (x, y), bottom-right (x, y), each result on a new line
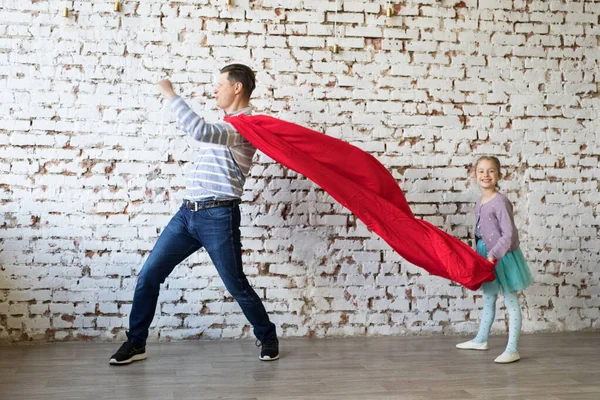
top-left (226, 114), bottom-right (495, 290)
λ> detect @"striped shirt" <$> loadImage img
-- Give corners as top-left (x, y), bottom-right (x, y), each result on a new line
top-left (170, 96), bottom-right (256, 201)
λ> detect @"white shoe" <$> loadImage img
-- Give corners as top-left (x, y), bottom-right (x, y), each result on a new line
top-left (494, 351), bottom-right (520, 363)
top-left (455, 340), bottom-right (489, 350)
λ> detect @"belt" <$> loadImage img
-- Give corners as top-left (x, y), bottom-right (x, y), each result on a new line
top-left (184, 198), bottom-right (240, 212)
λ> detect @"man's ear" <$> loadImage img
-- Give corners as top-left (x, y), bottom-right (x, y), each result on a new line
top-left (234, 82), bottom-right (243, 95)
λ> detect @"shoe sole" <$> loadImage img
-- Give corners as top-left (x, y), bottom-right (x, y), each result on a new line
top-left (109, 353), bottom-right (148, 365)
top-left (495, 359), bottom-right (520, 364)
top-left (259, 354), bottom-right (280, 361)
top-left (495, 356), bottom-right (520, 364)
top-left (456, 346), bottom-right (489, 351)
top-left (456, 342), bottom-right (489, 351)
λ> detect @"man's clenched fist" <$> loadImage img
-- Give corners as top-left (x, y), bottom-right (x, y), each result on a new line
top-left (157, 79), bottom-right (176, 100)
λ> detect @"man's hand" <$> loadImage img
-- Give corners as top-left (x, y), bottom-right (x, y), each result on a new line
top-left (157, 79), bottom-right (176, 100)
top-left (487, 256), bottom-right (496, 264)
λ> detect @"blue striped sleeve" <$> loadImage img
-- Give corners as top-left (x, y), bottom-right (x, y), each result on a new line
top-left (169, 96), bottom-right (234, 145)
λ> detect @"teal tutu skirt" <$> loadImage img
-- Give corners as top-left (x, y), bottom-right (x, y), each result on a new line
top-left (477, 240), bottom-right (533, 294)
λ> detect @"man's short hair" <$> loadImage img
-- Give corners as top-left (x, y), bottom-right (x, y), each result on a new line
top-left (220, 64), bottom-right (256, 99)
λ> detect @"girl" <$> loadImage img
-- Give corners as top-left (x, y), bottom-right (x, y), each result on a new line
top-left (456, 156), bottom-right (533, 363)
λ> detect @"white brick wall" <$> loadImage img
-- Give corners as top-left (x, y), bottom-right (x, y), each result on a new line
top-left (0, 0), bottom-right (599, 341)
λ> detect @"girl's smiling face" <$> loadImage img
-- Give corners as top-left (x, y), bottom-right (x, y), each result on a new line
top-left (475, 159), bottom-right (500, 191)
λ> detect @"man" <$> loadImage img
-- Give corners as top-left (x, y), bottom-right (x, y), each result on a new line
top-left (109, 64), bottom-right (279, 365)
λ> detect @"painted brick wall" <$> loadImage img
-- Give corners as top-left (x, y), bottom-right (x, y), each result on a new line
top-left (0, 0), bottom-right (599, 341)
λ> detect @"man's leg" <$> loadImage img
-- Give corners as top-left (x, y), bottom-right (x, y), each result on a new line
top-left (110, 206), bottom-right (201, 365)
top-left (196, 204), bottom-right (278, 359)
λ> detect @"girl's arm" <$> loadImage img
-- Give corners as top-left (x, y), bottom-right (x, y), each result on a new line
top-left (486, 198), bottom-right (516, 261)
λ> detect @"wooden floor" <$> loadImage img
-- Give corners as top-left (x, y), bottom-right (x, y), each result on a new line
top-left (0, 332), bottom-right (598, 400)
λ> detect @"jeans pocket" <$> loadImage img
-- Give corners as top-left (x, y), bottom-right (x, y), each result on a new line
top-left (204, 205), bottom-right (232, 219)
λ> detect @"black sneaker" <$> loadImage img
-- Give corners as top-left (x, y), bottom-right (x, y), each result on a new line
top-left (256, 338), bottom-right (279, 361)
top-left (109, 341), bottom-right (147, 365)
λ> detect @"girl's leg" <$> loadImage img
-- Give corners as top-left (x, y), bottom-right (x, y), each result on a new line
top-left (473, 288), bottom-right (498, 344)
top-left (503, 290), bottom-right (522, 354)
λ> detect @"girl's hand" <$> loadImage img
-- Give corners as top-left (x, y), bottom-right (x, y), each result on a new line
top-left (487, 256), bottom-right (496, 264)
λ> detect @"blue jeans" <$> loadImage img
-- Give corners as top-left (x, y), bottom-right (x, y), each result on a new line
top-left (127, 202), bottom-right (277, 345)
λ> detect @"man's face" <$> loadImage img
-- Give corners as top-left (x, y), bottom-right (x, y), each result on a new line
top-left (214, 72), bottom-right (242, 110)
